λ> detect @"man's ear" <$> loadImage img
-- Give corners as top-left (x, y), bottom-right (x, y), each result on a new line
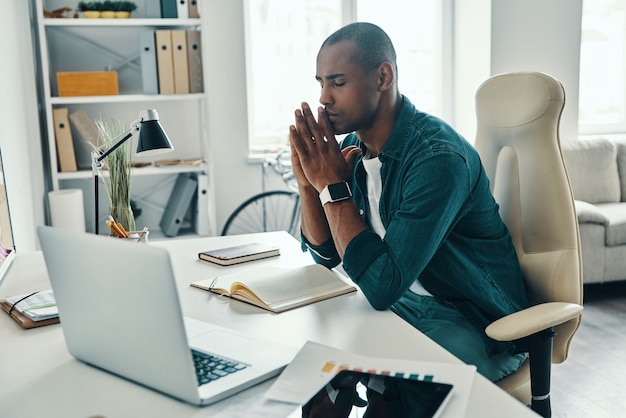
top-left (377, 62), bottom-right (395, 91)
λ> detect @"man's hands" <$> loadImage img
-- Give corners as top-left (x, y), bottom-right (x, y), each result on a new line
top-left (289, 102), bottom-right (361, 193)
top-left (289, 102), bottom-right (367, 256)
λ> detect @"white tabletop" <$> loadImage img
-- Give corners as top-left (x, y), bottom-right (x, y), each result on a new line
top-left (0, 231), bottom-right (536, 417)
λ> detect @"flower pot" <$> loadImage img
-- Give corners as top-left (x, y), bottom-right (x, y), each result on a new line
top-left (100, 10), bottom-right (115, 18)
top-left (82, 11), bottom-right (100, 18)
top-left (114, 11), bottom-right (131, 18)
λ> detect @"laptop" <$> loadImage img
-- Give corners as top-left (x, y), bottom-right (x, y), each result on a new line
top-left (0, 147), bottom-right (16, 289)
top-left (37, 225), bottom-right (298, 406)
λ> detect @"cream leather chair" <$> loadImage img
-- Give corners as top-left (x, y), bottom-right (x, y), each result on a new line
top-left (474, 72), bottom-right (584, 417)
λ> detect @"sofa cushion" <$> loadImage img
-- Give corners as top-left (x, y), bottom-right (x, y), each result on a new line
top-left (562, 139), bottom-right (621, 203)
top-left (594, 202), bottom-right (626, 246)
top-left (614, 139), bottom-right (626, 201)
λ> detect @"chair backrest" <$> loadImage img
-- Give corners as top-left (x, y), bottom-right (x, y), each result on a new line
top-left (474, 72), bottom-right (583, 363)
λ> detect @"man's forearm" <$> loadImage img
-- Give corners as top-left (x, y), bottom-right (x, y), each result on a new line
top-left (299, 185), bottom-right (332, 246)
top-left (322, 199), bottom-right (368, 259)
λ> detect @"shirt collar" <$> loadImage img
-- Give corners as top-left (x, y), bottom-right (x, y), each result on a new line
top-left (377, 95), bottom-right (416, 162)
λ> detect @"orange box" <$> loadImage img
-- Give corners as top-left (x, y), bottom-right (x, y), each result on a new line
top-left (56, 71), bottom-right (119, 97)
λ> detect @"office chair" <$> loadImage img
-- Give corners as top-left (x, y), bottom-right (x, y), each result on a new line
top-left (473, 72), bottom-right (584, 418)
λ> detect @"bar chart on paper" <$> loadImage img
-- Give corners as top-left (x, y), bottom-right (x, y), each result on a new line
top-left (319, 359), bottom-right (436, 382)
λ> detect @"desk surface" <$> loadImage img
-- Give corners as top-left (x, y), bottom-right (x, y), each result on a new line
top-left (0, 231), bottom-right (536, 417)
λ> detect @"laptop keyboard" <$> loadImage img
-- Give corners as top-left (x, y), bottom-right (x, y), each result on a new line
top-left (192, 349), bottom-right (248, 385)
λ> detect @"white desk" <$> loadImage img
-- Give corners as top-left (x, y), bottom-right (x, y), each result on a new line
top-left (0, 231), bottom-right (537, 417)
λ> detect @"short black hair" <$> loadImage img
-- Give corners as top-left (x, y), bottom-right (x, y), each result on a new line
top-left (321, 22), bottom-right (397, 73)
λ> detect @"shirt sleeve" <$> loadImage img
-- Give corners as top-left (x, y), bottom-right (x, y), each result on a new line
top-left (300, 232), bottom-right (342, 269)
top-left (342, 151), bottom-right (472, 310)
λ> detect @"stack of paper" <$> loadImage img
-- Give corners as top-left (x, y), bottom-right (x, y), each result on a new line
top-left (4, 289), bottom-right (58, 321)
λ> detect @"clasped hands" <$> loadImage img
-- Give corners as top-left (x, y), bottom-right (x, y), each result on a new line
top-left (289, 102), bottom-right (361, 195)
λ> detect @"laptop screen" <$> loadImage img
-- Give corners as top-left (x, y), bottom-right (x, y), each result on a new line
top-left (0, 147), bottom-right (16, 287)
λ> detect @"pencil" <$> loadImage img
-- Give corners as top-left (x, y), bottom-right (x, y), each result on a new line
top-left (106, 220), bottom-right (125, 238)
top-left (116, 222), bottom-right (129, 238)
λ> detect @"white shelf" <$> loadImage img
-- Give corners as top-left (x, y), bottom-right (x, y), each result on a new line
top-left (43, 18), bottom-right (201, 28)
top-left (57, 163), bottom-right (209, 181)
top-left (50, 93), bottom-right (205, 105)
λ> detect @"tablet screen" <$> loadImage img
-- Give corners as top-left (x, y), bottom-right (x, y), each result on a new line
top-left (301, 370), bottom-right (454, 418)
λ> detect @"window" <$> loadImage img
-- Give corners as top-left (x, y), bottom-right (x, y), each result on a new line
top-left (579, 0), bottom-right (626, 135)
top-left (244, 0), bottom-right (443, 155)
top-left (244, 0), bottom-right (342, 155)
top-left (356, 1), bottom-right (442, 117)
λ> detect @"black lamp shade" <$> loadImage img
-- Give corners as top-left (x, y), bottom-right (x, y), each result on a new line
top-left (136, 120), bottom-right (174, 156)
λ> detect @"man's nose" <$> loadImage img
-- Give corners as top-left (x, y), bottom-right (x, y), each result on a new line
top-left (319, 85), bottom-right (332, 106)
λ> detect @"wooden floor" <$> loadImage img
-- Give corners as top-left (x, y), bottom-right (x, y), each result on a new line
top-left (550, 280), bottom-right (626, 417)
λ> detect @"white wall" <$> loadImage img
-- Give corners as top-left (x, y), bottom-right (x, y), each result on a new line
top-left (202, 0), bottom-right (269, 234)
top-left (491, 0), bottom-right (583, 143)
top-left (0, 2), bottom-right (45, 252)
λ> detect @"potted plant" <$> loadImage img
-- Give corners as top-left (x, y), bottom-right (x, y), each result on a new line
top-left (114, 1), bottom-right (137, 18)
top-left (94, 118), bottom-right (137, 234)
top-left (76, 1), bottom-right (101, 18)
top-left (100, 1), bottom-right (116, 18)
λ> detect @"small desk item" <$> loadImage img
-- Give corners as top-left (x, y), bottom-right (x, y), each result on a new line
top-left (191, 264), bottom-right (357, 313)
top-left (0, 289), bottom-right (60, 329)
top-left (198, 242), bottom-right (280, 266)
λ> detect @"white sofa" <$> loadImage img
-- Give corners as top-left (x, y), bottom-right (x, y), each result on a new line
top-left (562, 138), bottom-right (626, 284)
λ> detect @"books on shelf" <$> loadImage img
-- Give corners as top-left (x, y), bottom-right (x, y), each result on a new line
top-left (139, 29), bottom-right (159, 95)
top-left (155, 158), bottom-right (204, 166)
top-left (52, 107), bottom-right (78, 173)
top-left (156, 0), bottom-right (195, 19)
top-left (198, 242), bottom-right (280, 266)
top-left (171, 29), bottom-right (190, 94)
top-left (192, 172), bottom-right (210, 235)
top-left (160, 173), bottom-right (197, 237)
top-left (147, 29), bottom-right (204, 95)
top-left (155, 29), bottom-right (175, 94)
top-left (190, 264), bottom-right (357, 313)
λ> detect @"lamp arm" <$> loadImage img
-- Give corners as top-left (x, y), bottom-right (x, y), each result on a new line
top-left (95, 123), bottom-right (141, 163)
top-left (91, 118), bottom-right (141, 235)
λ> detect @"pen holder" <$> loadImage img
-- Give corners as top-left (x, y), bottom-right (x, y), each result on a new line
top-left (117, 231), bottom-right (149, 244)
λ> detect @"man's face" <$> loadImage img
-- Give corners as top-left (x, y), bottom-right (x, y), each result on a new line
top-left (316, 41), bottom-right (380, 135)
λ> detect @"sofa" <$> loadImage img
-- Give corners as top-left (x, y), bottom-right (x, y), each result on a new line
top-left (562, 138), bottom-right (626, 284)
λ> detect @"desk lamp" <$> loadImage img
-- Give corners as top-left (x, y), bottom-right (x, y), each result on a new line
top-left (91, 109), bottom-right (173, 234)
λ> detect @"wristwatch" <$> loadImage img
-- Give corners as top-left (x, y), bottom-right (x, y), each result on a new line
top-left (319, 181), bottom-right (352, 206)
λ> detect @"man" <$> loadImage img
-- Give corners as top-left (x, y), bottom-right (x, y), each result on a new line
top-left (290, 22), bottom-right (528, 415)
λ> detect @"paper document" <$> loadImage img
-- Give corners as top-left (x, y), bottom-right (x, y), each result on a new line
top-left (4, 289), bottom-right (58, 321)
top-left (266, 341), bottom-right (476, 418)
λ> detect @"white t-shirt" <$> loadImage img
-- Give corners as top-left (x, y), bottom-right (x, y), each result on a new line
top-left (362, 156), bottom-right (432, 297)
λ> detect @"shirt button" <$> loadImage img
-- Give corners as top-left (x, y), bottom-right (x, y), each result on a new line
top-left (359, 209), bottom-right (365, 215)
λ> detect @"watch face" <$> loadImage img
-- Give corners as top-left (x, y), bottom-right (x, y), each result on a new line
top-left (328, 182), bottom-right (351, 200)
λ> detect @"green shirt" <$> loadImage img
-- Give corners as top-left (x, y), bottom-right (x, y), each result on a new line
top-left (303, 97), bottom-right (528, 355)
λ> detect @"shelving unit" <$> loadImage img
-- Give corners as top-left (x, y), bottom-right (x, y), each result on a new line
top-left (32, 0), bottom-right (216, 238)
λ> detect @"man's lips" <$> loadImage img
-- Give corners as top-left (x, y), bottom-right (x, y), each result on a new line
top-left (325, 110), bottom-right (338, 120)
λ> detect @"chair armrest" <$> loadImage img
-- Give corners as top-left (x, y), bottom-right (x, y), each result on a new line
top-left (485, 302), bottom-right (583, 342)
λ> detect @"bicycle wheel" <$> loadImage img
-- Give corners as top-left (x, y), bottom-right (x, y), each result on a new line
top-left (221, 190), bottom-right (301, 237)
